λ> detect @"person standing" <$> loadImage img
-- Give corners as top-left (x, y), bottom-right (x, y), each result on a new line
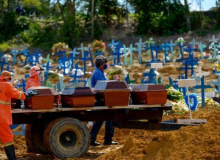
top-left (0, 71), bottom-right (37, 160)
top-left (25, 66), bottom-right (43, 90)
top-left (90, 55), bottom-right (119, 146)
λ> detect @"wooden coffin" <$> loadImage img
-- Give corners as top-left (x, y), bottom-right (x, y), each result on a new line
top-left (61, 87), bottom-right (95, 107)
top-left (130, 84), bottom-right (167, 105)
top-left (11, 98), bottom-right (21, 109)
top-left (24, 86), bottom-right (59, 109)
top-left (93, 80), bottom-right (130, 106)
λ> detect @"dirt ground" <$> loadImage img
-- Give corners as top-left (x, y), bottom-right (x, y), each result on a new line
top-left (1, 31), bottom-right (220, 159)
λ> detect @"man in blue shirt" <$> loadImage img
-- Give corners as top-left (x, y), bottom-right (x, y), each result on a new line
top-left (90, 55), bottom-right (118, 146)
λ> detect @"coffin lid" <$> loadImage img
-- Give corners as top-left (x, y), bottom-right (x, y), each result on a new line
top-left (130, 84), bottom-right (166, 92)
top-left (61, 87), bottom-right (95, 96)
top-left (26, 86), bottom-right (59, 96)
top-left (94, 80), bottom-right (129, 90)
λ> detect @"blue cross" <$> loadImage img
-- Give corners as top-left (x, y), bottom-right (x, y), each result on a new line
top-left (79, 50), bottom-right (92, 74)
top-left (169, 40), bottom-right (177, 56)
top-left (112, 42), bottom-right (123, 65)
top-left (43, 62), bottom-right (54, 80)
top-left (176, 42), bottom-right (186, 62)
top-left (125, 73), bottom-right (137, 84)
top-left (69, 63), bottom-right (83, 85)
top-left (209, 42), bottom-right (219, 61)
top-left (69, 47), bottom-right (80, 69)
top-left (77, 43), bottom-right (88, 58)
top-left (93, 49), bottom-right (104, 56)
top-left (211, 74), bottom-right (220, 96)
top-left (24, 54), bottom-right (35, 66)
top-left (146, 43), bottom-right (161, 66)
top-left (32, 49), bottom-right (42, 65)
top-left (141, 68), bottom-right (157, 84)
top-left (194, 76), bottom-right (212, 107)
top-left (9, 48), bottom-right (20, 65)
top-left (58, 54), bottom-right (71, 75)
top-left (122, 45), bottom-right (129, 66)
top-left (86, 49), bottom-right (94, 67)
top-left (55, 50), bottom-right (66, 59)
top-left (128, 44), bottom-right (137, 64)
top-left (135, 38), bottom-right (145, 63)
top-left (20, 46), bottom-right (29, 56)
top-left (108, 39), bottom-right (119, 52)
top-left (0, 50), bottom-right (4, 60)
top-left (17, 78), bottom-right (26, 92)
top-left (160, 41), bottom-right (171, 63)
top-left (0, 58), bottom-right (10, 72)
top-left (199, 42), bottom-right (208, 59)
top-left (189, 38), bottom-right (199, 49)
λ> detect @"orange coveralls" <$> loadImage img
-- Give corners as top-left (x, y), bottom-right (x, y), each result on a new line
top-left (25, 75), bottom-right (41, 91)
top-left (0, 80), bottom-right (26, 146)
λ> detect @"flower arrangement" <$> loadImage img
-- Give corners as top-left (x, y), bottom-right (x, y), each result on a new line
top-left (91, 40), bottom-right (105, 54)
top-left (166, 85), bottom-right (184, 102)
top-left (106, 65), bottom-right (128, 80)
top-left (48, 70), bottom-right (60, 85)
top-left (212, 61), bottom-right (220, 71)
top-left (52, 42), bottom-right (69, 54)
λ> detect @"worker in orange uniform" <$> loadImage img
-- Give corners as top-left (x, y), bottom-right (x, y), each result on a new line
top-left (25, 66), bottom-right (44, 90)
top-left (0, 71), bottom-right (38, 160)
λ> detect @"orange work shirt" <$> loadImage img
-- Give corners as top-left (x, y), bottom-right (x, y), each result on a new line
top-left (25, 75), bottom-right (41, 91)
top-left (0, 80), bottom-right (26, 125)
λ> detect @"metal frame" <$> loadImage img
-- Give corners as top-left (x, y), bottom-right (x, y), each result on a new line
top-left (12, 103), bottom-right (172, 130)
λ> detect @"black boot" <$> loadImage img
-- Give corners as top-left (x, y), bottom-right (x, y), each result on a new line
top-left (4, 144), bottom-right (17, 160)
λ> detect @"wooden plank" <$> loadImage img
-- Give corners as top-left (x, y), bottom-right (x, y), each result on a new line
top-left (12, 103), bottom-right (172, 114)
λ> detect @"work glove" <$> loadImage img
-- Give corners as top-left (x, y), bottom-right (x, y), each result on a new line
top-left (25, 89), bottom-right (38, 99)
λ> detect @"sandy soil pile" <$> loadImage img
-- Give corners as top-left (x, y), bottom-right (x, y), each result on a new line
top-left (96, 105), bottom-right (220, 160)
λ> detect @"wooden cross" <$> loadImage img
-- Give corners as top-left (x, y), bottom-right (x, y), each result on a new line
top-left (169, 40), bottom-right (177, 56)
top-left (69, 47), bottom-right (80, 69)
top-left (9, 48), bottom-right (20, 65)
top-left (122, 45), bottom-right (129, 66)
top-left (17, 78), bottom-right (26, 92)
top-left (135, 38), bottom-right (145, 63)
top-left (128, 44), bottom-right (137, 64)
top-left (77, 43), bottom-right (88, 58)
top-left (160, 41), bottom-right (171, 63)
top-left (108, 39), bottom-right (119, 52)
top-left (198, 42), bottom-right (207, 59)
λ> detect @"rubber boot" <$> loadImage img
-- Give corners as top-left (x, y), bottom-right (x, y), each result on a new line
top-left (4, 144), bottom-right (17, 160)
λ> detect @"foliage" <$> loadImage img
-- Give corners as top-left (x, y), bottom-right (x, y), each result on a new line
top-left (167, 86), bottom-right (184, 102)
top-left (91, 40), bottom-right (104, 53)
top-left (128, 0), bottom-right (187, 35)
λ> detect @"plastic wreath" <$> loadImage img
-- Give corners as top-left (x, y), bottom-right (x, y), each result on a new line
top-left (91, 40), bottom-right (104, 54)
top-left (52, 42), bottom-right (69, 54)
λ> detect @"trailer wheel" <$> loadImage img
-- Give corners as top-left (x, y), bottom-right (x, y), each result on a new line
top-left (43, 117), bottom-right (90, 159)
top-left (25, 123), bottom-right (49, 154)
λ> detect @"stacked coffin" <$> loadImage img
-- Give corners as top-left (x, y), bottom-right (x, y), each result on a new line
top-left (61, 87), bottom-right (95, 107)
top-left (130, 84), bottom-right (167, 105)
top-left (12, 81), bottom-right (168, 109)
top-left (93, 80), bottom-right (130, 106)
top-left (24, 86), bottom-right (59, 109)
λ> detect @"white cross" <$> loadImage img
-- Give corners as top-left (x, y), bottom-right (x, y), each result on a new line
top-left (196, 66), bottom-right (210, 78)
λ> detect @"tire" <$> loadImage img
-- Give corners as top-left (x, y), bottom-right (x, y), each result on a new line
top-left (43, 117), bottom-right (90, 159)
top-left (25, 123), bottom-right (49, 154)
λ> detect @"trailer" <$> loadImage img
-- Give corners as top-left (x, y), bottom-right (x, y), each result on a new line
top-left (12, 103), bottom-right (172, 159)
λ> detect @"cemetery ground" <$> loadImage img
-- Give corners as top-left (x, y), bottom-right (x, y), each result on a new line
top-left (1, 31), bottom-right (220, 159)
